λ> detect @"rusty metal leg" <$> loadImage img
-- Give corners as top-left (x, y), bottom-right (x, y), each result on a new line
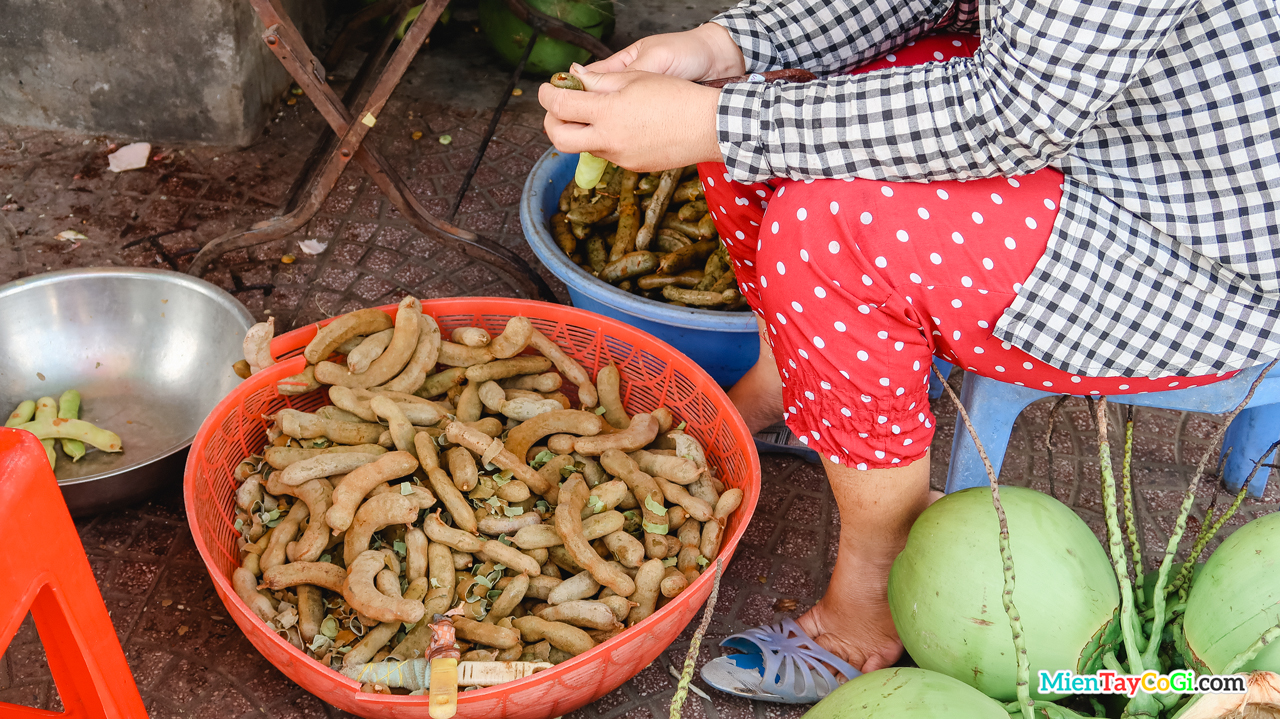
top-left (189, 0), bottom-right (556, 301)
top-left (502, 0), bottom-right (612, 60)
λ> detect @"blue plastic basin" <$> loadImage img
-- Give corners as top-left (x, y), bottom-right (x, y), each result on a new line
top-left (520, 148), bottom-right (758, 386)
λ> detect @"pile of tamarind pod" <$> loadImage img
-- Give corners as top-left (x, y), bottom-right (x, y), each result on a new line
top-left (549, 164), bottom-right (746, 310)
top-left (228, 298), bottom-right (742, 694)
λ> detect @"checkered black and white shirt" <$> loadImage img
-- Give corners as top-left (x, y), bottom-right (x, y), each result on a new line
top-left (711, 0), bottom-right (1280, 378)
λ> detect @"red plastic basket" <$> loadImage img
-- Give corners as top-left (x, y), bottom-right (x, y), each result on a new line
top-left (184, 298), bottom-right (760, 719)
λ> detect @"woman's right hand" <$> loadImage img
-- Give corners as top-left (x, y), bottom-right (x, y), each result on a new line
top-left (586, 23), bottom-right (747, 82)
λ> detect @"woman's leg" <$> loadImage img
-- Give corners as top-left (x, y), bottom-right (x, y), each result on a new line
top-left (798, 453), bottom-right (932, 673)
top-left (727, 318), bottom-right (786, 434)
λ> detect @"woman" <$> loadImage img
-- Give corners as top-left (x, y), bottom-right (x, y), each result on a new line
top-left (540, 0), bottom-right (1280, 701)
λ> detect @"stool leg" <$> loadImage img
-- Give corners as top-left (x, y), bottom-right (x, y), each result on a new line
top-left (944, 374), bottom-right (1049, 493)
top-left (1221, 405), bottom-right (1280, 497)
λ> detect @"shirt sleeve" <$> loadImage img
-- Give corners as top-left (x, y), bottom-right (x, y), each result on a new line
top-left (711, 0), bottom-right (957, 75)
top-left (716, 0), bottom-right (1204, 183)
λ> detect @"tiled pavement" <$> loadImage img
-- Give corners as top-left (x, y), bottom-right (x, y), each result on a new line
top-left (1, 8), bottom-right (1277, 718)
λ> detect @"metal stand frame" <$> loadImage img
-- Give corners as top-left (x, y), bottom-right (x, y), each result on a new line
top-left (187, 0), bottom-right (561, 301)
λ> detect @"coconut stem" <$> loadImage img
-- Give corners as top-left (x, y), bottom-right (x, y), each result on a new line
top-left (1144, 359), bottom-right (1278, 670)
top-left (1095, 399), bottom-right (1146, 673)
top-left (1223, 620), bottom-right (1280, 674)
top-left (932, 365), bottom-right (1034, 719)
top-left (1121, 407), bottom-right (1144, 594)
top-left (1173, 439), bottom-right (1280, 601)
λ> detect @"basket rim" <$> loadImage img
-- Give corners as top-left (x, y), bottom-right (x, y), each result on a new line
top-left (184, 297), bottom-right (760, 706)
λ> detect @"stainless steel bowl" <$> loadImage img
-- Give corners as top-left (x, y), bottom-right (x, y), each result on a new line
top-left (0, 268), bottom-right (253, 516)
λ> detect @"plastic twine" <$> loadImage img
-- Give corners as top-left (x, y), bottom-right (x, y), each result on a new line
top-left (669, 558), bottom-right (724, 719)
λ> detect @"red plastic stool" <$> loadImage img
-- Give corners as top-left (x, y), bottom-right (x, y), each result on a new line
top-left (0, 428), bottom-right (147, 718)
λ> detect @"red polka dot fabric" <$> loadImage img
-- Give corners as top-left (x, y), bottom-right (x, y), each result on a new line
top-left (699, 34), bottom-right (1236, 470)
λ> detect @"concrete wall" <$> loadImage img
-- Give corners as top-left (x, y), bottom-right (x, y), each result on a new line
top-left (0, 0), bottom-right (327, 146)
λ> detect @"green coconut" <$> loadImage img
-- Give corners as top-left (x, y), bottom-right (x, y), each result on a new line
top-left (1183, 512), bottom-right (1280, 674)
top-left (478, 0), bottom-right (615, 76)
top-left (888, 486), bottom-right (1120, 702)
top-left (804, 667), bottom-right (1010, 719)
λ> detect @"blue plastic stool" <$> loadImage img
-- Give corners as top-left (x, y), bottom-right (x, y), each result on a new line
top-left (945, 360), bottom-right (1280, 497)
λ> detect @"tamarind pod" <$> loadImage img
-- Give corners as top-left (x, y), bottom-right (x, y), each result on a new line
top-left (345, 578), bottom-right (428, 668)
top-left (663, 533), bottom-right (683, 557)
top-left (500, 397), bottom-right (563, 421)
top-left (316, 298), bottom-right (422, 388)
top-left (603, 530), bottom-right (645, 568)
top-left (546, 434), bottom-right (576, 455)
top-left (453, 616), bottom-right (522, 650)
top-left (466, 357), bottom-right (554, 383)
top-left (582, 479), bottom-right (629, 519)
top-left (476, 380), bottom-right (505, 413)
top-left (497, 574), bottom-right (561, 601)
top-left (513, 615), bottom-right (596, 657)
top-left (709, 268), bottom-right (738, 294)
top-left (528, 331), bottom-right (598, 408)
top-left (448, 327), bottom-right (490, 349)
top-left (54, 390), bottom-right (86, 461)
top-left (549, 213), bottom-right (578, 255)
top-left (626, 559), bottom-right (664, 625)
top-left (567, 193), bottom-right (620, 225)
top-left (234, 567), bottom-right (278, 623)
top-left (549, 71), bottom-right (584, 90)
top-left (697, 212), bottom-right (717, 239)
top-left (275, 364), bottom-right (321, 396)
top-left (672, 178), bottom-right (704, 203)
top-left (297, 585), bottom-right (325, 645)
top-left (634, 174), bottom-right (658, 194)
top-left (445, 446), bottom-right (479, 492)
top-left (637, 270), bottom-right (702, 291)
top-left (282, 479), bottom-right (335, 562)
top-left (276, 409), bottom-right (383, 445)
top-left (660, 215), bottom-right (711, 240)
top-left (279, 451), bottom-right (382, 486)
top-left (486, 317), bottom-right (535, 359)
top-left (479, 539), bottom-right (542, 576)
top-left (326, 451), bottom-right (419, 532)
top-left (555, 475), bottom-right (635, 596)
top-left (609, 170), bottom-right (641, 261)
top-left (6, 399), bottom-right (35, 428)
top-left (346, 329), bottom-right (395, 374)
top-left (635, 168), bottom-right (680, 251)
top-left (575, 454), bottom-right (608, 487)
top-left (316, 405), bottom-right (362, 423)
top-left (667, 504), bottom-right (688, 531)
top-left (595, 363), bottom-right (630, 430)
top-left (537, 600), bottom-right (620, 630)
top-left (653, 229), bottom-right (693, 254)
top-left (426, 465), bottom-right (478, 534)
top-left (677, 519), bottom-right (702, 549)
top-left (501, 406), bottom-right (601, 460)
top-left (404, 527), bottom-right (429, 582)
top-left (260, 561), bottom-right (347, 593)
top-left (259, 501), bottom-right (308, 572)
top-left (344, 551), bottom-right (425, 624)
top-left (695, 247), bottom-right (731, 291)
top-left (345, 493), bottom-right (421, 566)
top-left (379, 312), bottom-right (442, 394)
top-left (654, 475), bottom-right (714, 522)
top-left (423, 541), bottom-right (455, 619)
top-left (437, 341), bottom-right (495, 368)
top-left (660, 287), bottom-right (738, 307)
top-left (573, 414), bottom-right (659, 456)
top-left (699, 489), bottom-right (743, 561)
top-left (416, 367), bottom-right (467, 399)
top-left (32, 398), bottom-right (58, 467)
top-left (599, 251), bottom-right (658, 284)
top-left (412, 433), bottom-right (441, 474)
top-left (425, 510), bottom-right (483, 552)
top-left (485, 573), bottom-right (530, 624)
top-left (660, 566), bottom-right (689, 598)
top-left (658, 241), bottom-right (717, 276)
top-left (304, 308), bottom-right (394, 364)
top-left (549, 545), bottom-right (585, 575)
top-left (558, 182), bottom-right (574, 212)
top-left (677, 199), bottom-right (708, 221)
top-left (478, 512), bottom-right (541, 536)
top-left (628, 449), bottom-right (701, 484)
top-left (446, 421), bottom-right (553, 497)
top-left (242, 318), bottom-right (276, 375)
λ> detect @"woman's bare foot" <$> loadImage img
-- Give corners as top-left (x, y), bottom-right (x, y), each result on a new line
top-left (795, 554), bottom-right (903, 675)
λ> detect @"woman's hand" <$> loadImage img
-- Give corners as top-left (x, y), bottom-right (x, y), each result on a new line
top-left (540, 65), bottom-right (723, 172)
top-left (586, 24), bottom-right (746, 82)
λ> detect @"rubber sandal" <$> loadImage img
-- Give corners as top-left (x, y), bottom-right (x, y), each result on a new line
top-left (700, 618), bottom-right (860, 703)
top-left (753, 423), bottom-right (821, 464)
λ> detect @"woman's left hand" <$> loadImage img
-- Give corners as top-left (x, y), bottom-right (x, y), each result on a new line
top-left (539, 64), bottom-right (723, 172)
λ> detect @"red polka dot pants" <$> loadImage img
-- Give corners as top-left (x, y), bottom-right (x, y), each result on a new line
top-left (700, 33), bottom-right (1234, 470)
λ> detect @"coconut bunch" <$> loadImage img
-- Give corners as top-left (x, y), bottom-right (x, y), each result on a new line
top-left (803, 361), bottom-right (1280, 719)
